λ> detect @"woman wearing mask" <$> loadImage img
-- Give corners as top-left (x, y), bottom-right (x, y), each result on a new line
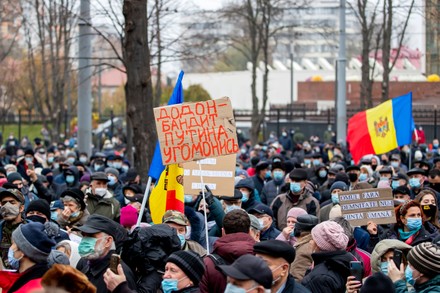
top-left (370, 239), bottom-right (411, 275)
top-left (414, 189), bottom-right (439, 233)
top-left (275, 207), bottom-right (307, 245)
top-left (57, 188), bottom-right (89, 230)
top-left (367, 201), bottom-right (437, 249)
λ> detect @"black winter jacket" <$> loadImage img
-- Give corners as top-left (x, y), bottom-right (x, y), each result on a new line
top-left (281, 275), bottom-right (311, 293)
top-left (301, 250), bottom-right (353, 293)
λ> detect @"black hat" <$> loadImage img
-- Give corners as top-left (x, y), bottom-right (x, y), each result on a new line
top-left (379, 167), bottom-right (393, 174)
top-left (123, 168), bottom-right (138, 183)
top-left (256, 161), bottom-right (270, 173)
top-left (122, 184), bottom-right (143, 195)
top-left (271, 162), bottom-right (285, 171)
top-left (74, 214), bottom-right (123, 240)
top-left (289, 168), bottom-right (308, 181)
top-left (254, 239), bottom-right (296, 264)
top-left (346, 165), bottom-right (361, 172)
top-left (360, 272), bottom-right (395, 293)
top-left (295, 214), bottom-right (319, 232)
top-left (26, 199), bottom-right (51, 221)
top-left (219, 189), bottom-right (242, 201)
top-left (7, 172), bottom-right (22, 183)
top-left (360, 158), bottom-right (372, 165)
top-left (24, 149), bottom-right (35, 156)
top-left (433, 157), bottom-right (440, 164)
top-left (406, 168), bottom-right (426, 177)
top-left (167, 251), bottom-right (205, 286)
top-left (248, 203), bottom-right (274, 218)
top-left (60, 188), bottom-right (86, 211)
top-left (391, 173), bottom-right (408, 182)
top-left (219, 254), bottom-right (273, 289)
top-left (90, 172), bottom-right (109, 182)
top-left (393, 185), bottom-right (411, 196)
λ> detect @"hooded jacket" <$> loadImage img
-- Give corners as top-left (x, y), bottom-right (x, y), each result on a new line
top-left (52, 166), bottom-right (81, 197)
top-left (370, 239), bottom-right (412, 274)
top-left (199, 232), bottom-right (255, 293)
top-left (301, 250), bottom-right (353, 293)
top-left (394, 274), bottom-right (440, 293)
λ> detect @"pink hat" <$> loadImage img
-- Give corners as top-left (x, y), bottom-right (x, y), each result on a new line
top-left (120, 205), bottom-right (138, 228)
top-left (377, 180), bottom-right (391, 189)
top-left (311, 221), bottom-right (349, 251)
top-left (287, 207), bottom-right (307, 220)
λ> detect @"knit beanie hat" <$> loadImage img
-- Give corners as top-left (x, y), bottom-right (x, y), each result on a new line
top-left (12, 222), bottom-right (56, 263)
top-left (48, 250), bottom-right (70, 267)
top-left (407, 242), bottom-right (440, 277)
top-left (311, 221), bottom-right (349, 251)
top-left (330, 181), bottom-right (348, 193)
top-left (120, 205), bottom-right (138, 228)
top-left (7, 172), bottom-right (22, 183)
top-left (26, 199), bottom-right (51, 221)
top-left (105, 167), bottom-right (119, 178)
top-left (167, 250), bottom-right (205, 285)
top-left (287, 207), bottom-right (307, 220)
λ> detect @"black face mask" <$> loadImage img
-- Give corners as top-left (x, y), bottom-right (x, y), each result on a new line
top-left (371, 164), bottom-right (377, 171)
top-left (422, 204), bottom-right (437, 219)
top-left (27, 215), bottom-right (46, 224)
top-left (348, 173), bottom-right (358, 183)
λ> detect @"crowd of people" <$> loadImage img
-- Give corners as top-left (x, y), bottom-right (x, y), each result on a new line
top-left (0, 131), bottom-right (439, 293)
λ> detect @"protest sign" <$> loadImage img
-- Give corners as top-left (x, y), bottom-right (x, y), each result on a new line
top-left (153, 97), bottom-right (239, 165)
top-left (183, 154), bottom-right (236, 196)
top-left (338, 188), bottom-right (396, 226)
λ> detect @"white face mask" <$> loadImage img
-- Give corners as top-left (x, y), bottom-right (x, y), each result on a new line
top-left (95, 188), bottom-right (107, 197)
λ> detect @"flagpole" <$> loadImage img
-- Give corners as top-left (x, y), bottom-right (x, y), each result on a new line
top-left (198, 161), bottom-right (210, 255)
top-left (136, 176), bottom-right (153, 227)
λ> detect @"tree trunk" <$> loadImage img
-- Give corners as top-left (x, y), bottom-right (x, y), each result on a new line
top-left (153, 0), bottom-right (162, 107)
top-left (381, 0), bottom-right (392, 102)
top-left (123, 0), bottom-right (156, 180)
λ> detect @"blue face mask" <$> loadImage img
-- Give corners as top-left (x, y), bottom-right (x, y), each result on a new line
top-left (313, 159), bottom-right (320, 166)
top-left (184, 195), bottom-right (193, 203)
top-left (225, 204), bottom-right (240, 213)
top-left (79, 157), bottom-right (88, 163)
top-left (273, 170), bottom-right (284, 182)
top-left (51, 211), bottom-right (58, 221)
top-left (359, 173), bottom-right (367, 182)
top-left (241, 192), bottom-right (249, 203)
top-left (380, 177), bottom-right (389, 182)
top-left (108, 176), bottom-right (117, 186)
top-left (113, 162), bottom-right (122, 169)
top-left (47, 157), bottom-right (54, 164)
top-left (78, 237), bottom-right (98, 257)
top-left (122, 165), bottom-right (129, 172)
top-left (8, 247), bottom-right (21, 270)
top-left (331, 193), bottom-right (339, 204)
top-left (406, 218), bottom-right (422, 231)
top-left (25, 157), bottom-right (33, 163)
top-left (161, 279), bottom-right (179, 293)
top-left (66, 175), bottom-right (75, 184)
top-left (304, 159), bottom-right (311, 165)
top-left (434, 143), bottom-right (439, 148)
top-left (391, 181), bottom-right (400, 189)
top-left (107, 162), bottom-right (114, 168)
top-left (71, 211), bottom-right (80, 218)
top-left (409, 178), bottom-right (421, 188)
top-left (94, 164), bottom-right (103, 171)
top-left (318, 170), bottom-right (327, 178)
top-left (224, 283), bottom-right (247, 293)
top-left (380, 261), bottom-right (389, 275)
top-left (290, 182), bottom-right (301, 193)
top-left (178, 234), bottom-right (186, 247)
top-left (391, 161), bottom-right (399, 168)
top-left (67, 157), bottom-right (75, 164)
top-left (265, 170), bottom-right (271, 179)
top-left (405, 265), bottom-right (416, 286)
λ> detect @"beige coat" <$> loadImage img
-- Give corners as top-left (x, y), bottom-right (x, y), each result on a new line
top-left (291, 233), bottom-right (313, 282)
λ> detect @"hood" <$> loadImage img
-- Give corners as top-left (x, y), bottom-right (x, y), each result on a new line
top-left (64, 166), bottom-right (80, 183)
top-left (213, 232), bottom-right (255, 264)
top-left (58, 240), bottom-right (80, 268)
top-left (370, 239), bottom-right (412, 273)
top-left (312, 250), bottom-right (353, 275)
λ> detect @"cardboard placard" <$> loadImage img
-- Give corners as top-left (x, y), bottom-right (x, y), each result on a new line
top-left (339, 188), bottom-right (396, 227)
top-left (153, 97), bottom-right (239, 165)
top-left (183, 154), bottom-right (236, 196)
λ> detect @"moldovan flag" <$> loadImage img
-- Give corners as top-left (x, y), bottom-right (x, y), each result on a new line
top-left (347, 92), bottom-right (414, 163)
top-left (149, 164), bottom-right (184, 224)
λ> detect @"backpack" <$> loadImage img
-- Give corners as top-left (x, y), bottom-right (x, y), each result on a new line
top-left (207, 253), bottom-right (229, 275)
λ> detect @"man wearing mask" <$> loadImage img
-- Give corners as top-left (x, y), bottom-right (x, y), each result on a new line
top-left (105, 167), bottom-right (124, 206)
top-left (84, 172), bottom-right (120, 221)
top-left (6, 172), bottom-right (37, 209)
top-left (162, 210), bottom-right (206, 257)
top-left (254, 240), bottom-right (311, 293)
top-left (52, 165), bottom-right (81, 197)
top-left (346, 165), bottom-right (361, 190)
top-left (319, 181), bottom-right (348, 222)
top-left (249, 203), bottom-right (280, 241)
top-left (252, 161), bottom-right (271, 197)
top-left (407, 168), bottom-right (426, 198)
top-left (390, 154), bottom-right (408, 172)
top-left (428, 169), bottom-right (440, 193)
top-left (261, 162), bottom-right (286, 206)
top-left (236, 177), bottom-right (259, 211)
top-left (271, 168), bottom-right (320, 230)
top-left (75, 214), bottom-right (137, 293)
top-left (0, 189), bottom-right (26, 269)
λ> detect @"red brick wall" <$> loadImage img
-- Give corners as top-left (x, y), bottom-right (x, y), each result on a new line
top-left (298, 81), bottom-right (440, 105)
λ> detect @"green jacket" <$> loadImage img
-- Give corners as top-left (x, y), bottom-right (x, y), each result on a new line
top-left (85, 188), bottom-right (120, 221)
top-left (395, 275), bottom-right (440, 293)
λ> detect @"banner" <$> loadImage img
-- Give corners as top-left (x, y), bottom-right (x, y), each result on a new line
top-left (153, 97), bottom-right (239, 165)
top-left (183, 154), bottom-right (236, 197)
top-left (339, 188), bottom-right (396, 226)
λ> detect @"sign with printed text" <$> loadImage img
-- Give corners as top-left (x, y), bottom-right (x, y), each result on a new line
top-left (183, 154), bottom-right (236, 196)
top-left (153, 97), bottom-right (239, 165)
top-left (339, 188), bottom-right (396, 227)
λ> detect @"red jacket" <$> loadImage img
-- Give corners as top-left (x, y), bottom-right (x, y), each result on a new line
top-left (199, 233), bottom-right (256, 293)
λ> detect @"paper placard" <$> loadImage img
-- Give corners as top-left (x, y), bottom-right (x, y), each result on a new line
top-left (153, 97), bottom-right (239, 165)
top-left (183, 154), bottom-right (236, 196)
top-left (339, 188), bottom-right (396, 226)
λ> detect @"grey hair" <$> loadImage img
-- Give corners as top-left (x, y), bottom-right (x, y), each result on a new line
top-left (62, 196), bottom-right (80, 208)
top-left (331, 216), bottom-right (354, 241)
